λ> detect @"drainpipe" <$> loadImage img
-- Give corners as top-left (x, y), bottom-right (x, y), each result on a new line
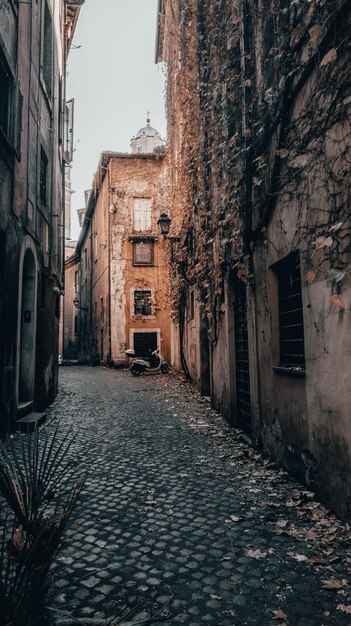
top-left (107, 162), bottom-right (112, 366)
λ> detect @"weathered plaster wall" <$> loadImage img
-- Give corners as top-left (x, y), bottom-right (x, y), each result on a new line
top-left (108, 155), bottom-right (171, 365)
top-left (159, 0), bottom-right (351, 516)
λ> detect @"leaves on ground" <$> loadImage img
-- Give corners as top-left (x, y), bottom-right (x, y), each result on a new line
top-left (246, 549), bottom-right (268, 559)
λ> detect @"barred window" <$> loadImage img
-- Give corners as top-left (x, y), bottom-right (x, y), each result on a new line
top-left (275, 251), bottom-right (305, 369)
top-left (134, 290), bottom-right (152, 316)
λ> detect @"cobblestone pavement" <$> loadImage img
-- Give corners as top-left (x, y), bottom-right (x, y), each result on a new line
top-left (47, 366), bottom-right (351, 626)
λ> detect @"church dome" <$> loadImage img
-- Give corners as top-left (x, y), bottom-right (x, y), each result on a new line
top-left (135, 117), bottom-right (162, 139)
top-left (130, 113), bottom-right (166, 154)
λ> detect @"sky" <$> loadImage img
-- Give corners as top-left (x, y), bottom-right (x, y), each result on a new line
top-left (67, 0), bottom-right (167, 239)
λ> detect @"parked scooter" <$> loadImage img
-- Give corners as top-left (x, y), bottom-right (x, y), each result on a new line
top-left (125, 347), bottom-right (170, 375)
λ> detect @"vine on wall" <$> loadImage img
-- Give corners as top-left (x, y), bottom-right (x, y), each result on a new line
top-left (162, 0), bottom-right (351, 329)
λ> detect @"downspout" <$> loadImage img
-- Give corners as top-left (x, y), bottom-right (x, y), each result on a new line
top-left (242, 0), bottom-right (253, 249)
top-left (107, 162), bottom-right (112, 366)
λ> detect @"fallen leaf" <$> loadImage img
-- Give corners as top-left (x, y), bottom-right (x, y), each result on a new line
top-left (322, 578), bottom-right (348, 590)
top-left (210, 594), bottom-right (222, 600)
top-left (276, 520), bottom-right (289, 528)
top-left (225, 515), bottom-right (241, 523)
top-left (337, 605), bottom-right (351, 614)
top-left (320, 48), bottom-right (337, 68)
top-left (287, 552), bottom-right (308, 562)
top-left (247, 549), bottom-right (268, 559)
top-left (272, 609), bottom-right (288, 620)
top-left (305, 270), bottom-right (316, 284)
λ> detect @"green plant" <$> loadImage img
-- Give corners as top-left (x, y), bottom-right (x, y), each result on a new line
top-left (0, 422), bottom-right (85, 625)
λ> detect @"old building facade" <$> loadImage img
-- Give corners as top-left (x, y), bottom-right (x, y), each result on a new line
top-left (67, 120), bottom-right (171, 368)
top-left (157, 0), bottom-right (351, 517)
top-left (0, 0), bottom-right (81, 431)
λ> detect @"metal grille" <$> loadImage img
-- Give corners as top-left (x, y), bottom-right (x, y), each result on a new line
top-left (134, 290), bottom-right (152, 316)
top-left (276, 251), bottom-right (305, 368)
top-left (234, 279), bottom-right (252, 437)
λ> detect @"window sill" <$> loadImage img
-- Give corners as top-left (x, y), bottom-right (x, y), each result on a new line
top-left (272, 366), bottom-right (306, 377)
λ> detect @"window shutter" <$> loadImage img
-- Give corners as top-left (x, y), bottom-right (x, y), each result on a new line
top-left (64, 98), bottom-right (74, 163)
top-left (13, 81), bottom-right (23, 160)
top-left (132, 198), bottom-right (151, 231)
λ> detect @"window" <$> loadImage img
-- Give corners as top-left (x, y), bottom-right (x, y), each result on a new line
top-left (74, 315), bottom-right (78, 336)
top-left (133, 240), bottom-right (154, 266)
top-left (100, 296), bottom-right (104, 322)
top-left (74, 270), bottom-right (79, 293)
top-left (275, 251), bottom-right (305, 369)
top-left (132, 198), bottom-right (151, 231)
top-left (42, 1), bottom-right (53, 98)
top-left (134, 290), bottom-right (152, 316)
top-left (0, 58), bottom-right (10, 136)
top-left (40, 147), bottom-right (48, 204)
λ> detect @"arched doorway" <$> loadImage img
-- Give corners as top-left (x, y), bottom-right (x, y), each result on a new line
top-left (18, 248), bottom-right (37, 405)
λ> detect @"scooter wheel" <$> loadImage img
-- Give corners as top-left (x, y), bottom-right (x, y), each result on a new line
top-left (131, 364), bottom-right (142, 376)
top-left (161, 363), bottom-right (170, 374)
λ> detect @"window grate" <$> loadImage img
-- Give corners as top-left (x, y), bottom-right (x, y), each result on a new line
top-left (134, 290), bottom-right (152, 316)
top-left (276, 251), bottom-right (305, 368)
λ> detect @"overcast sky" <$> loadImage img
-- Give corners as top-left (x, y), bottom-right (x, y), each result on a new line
top-left (67, 0), bottom-right (166, 238)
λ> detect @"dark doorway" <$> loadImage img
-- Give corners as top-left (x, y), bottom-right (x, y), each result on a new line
top-left (133, 332), bottom-right (157, 358)
top-left (234, 278), bottom-right (252, 437)
top-left (19, 249), bottom-right (37, 403)
top-left (200, 316), bottom-right (211, 397)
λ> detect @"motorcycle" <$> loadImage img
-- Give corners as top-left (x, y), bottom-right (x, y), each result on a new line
top-left (125, 347), bottom-right (170, 376)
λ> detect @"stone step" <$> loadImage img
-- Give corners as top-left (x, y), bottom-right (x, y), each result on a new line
top-left (17, 411), bottom-right (47, 432)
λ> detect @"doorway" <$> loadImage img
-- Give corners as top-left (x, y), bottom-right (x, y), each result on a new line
top-left (200, 316), bottom-right (211, 397)
top-left (133, 331), bottom-right (157, 358)
top-left (233, 277), bottom-right (252, 437)
top-left (18, 248), bottom-right (37, 405)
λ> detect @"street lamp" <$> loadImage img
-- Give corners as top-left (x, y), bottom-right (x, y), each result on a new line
top-left (73, 297), bottom-right (88, 311)
top-left (157, 213), bottom-right (171, 237)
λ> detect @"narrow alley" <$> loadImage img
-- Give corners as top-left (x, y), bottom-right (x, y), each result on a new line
top-left (47, 367), bottom-right (351, 625)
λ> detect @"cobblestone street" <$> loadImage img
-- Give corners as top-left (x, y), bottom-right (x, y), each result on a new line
top-left (48, 366), bottom-right (351, 625)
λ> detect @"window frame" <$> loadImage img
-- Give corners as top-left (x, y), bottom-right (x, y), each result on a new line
top-left (132, 289), bottom-right (154, 318)
top-left (272, 251), bottom-right (306, 373)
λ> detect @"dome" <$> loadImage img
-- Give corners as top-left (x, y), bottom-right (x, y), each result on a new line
top-left (135, 118), bottom-right (162, 139)
top-left (130, 113), bottom-right (166, 154)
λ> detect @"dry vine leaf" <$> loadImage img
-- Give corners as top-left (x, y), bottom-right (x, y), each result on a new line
top-left (292, 154), bottom-right (309, 168)
top-left (246, 549), bottom-right (268, 559)
top-left (309, 25), bottom-right (322, 46)
top-left (329, 221), bottom-right (343, 233)
top-left (330, 295), bottom-right (345, 310)
top-left (313, 236), bottom-right (333, 250)
top-left (320, 48), bottom-right (337, 68)
top-left (305, 270), bottom-right (316, 283)
top-left (326, 269), bottom-right (345, 283)
top-left (276, 148), bottom-right (289, 158)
